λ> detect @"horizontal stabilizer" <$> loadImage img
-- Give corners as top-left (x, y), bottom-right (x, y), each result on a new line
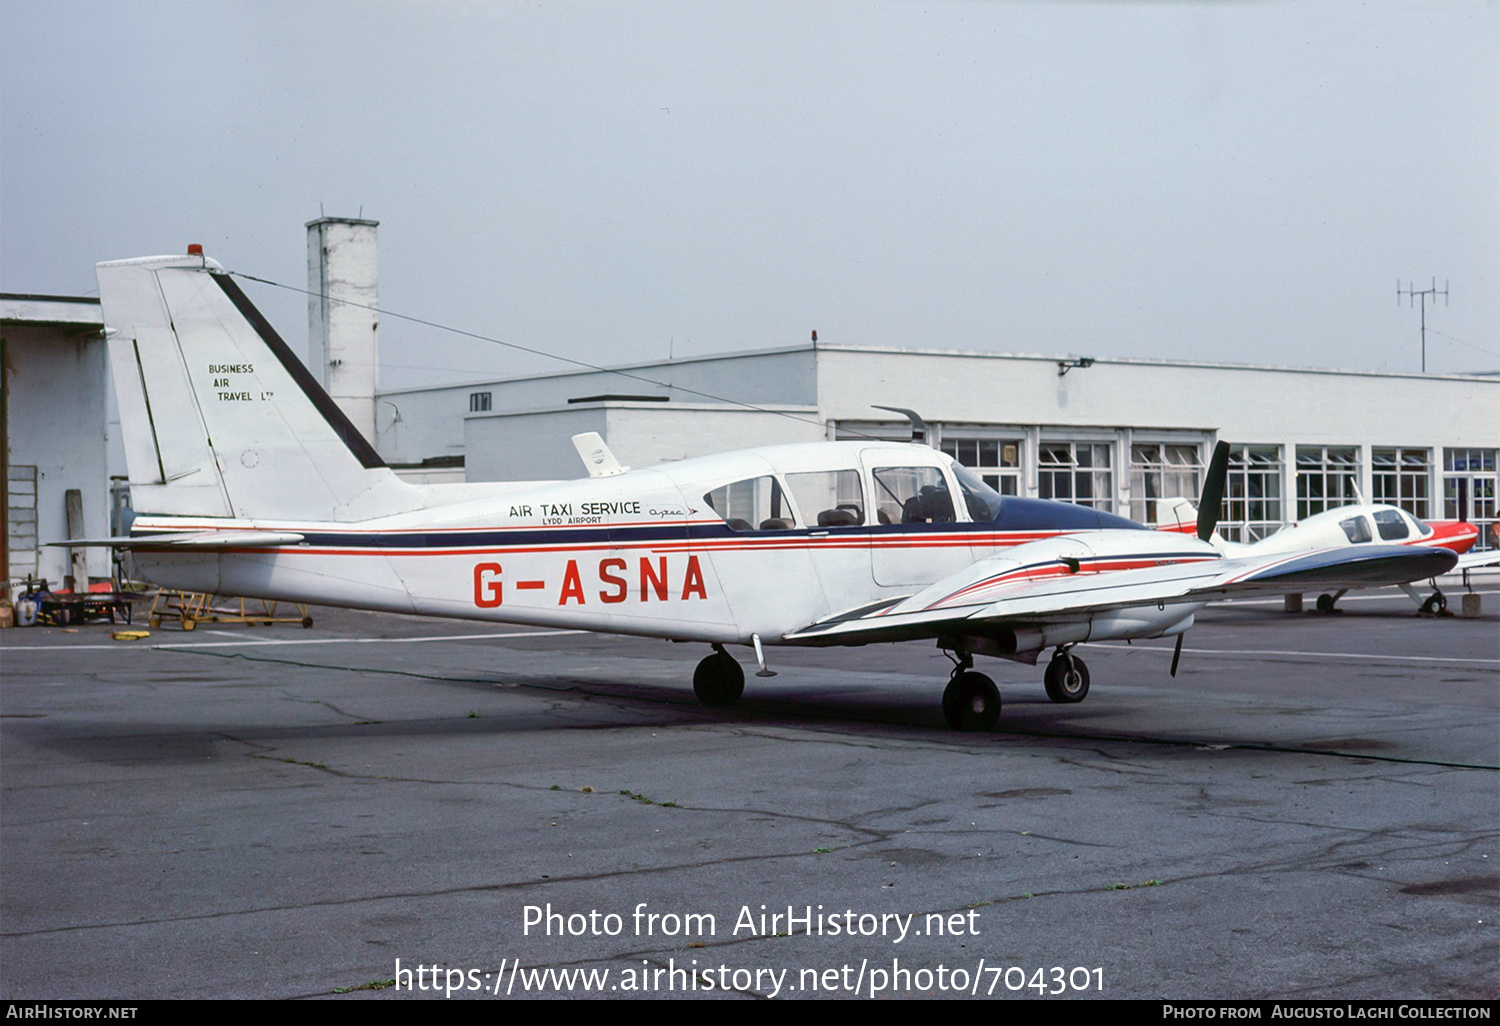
top-left (48, 531), bottom-right (305, 550)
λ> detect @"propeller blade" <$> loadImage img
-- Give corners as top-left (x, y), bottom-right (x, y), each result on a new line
top-left (1170, 633), bottom-right (1184, 677)
top-left (1197, 441), bottom-right (1231, 542)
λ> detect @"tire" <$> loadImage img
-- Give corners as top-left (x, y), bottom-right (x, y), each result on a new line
top-left (1315, 593), bottom-right (1337, 613)
top-left (941, 671), bottom-right (1001, 731)
top-left (693, 650), bottom-right (745, 707)
top-left (302, 617), bottom-right (314, 628)
top-left (1420, 592), bottom-right (1447, 615)
top-left (1044, 654), bottom-right (1090, 704)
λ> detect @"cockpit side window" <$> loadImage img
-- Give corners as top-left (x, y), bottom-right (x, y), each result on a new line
top-left (1339, 516), bottom-right (1373, 544)
top-left (871, 466), bottom-right (955, 524)
top-left (703, 476), bottom-right (795, 531)
top-left (1373, 509), bottom-right (1409, 540)
top-left (785, 470), bottom-right (866, 527)
top-left (1403, 512), bottom-right (1432, 538)
top-left (952, 463), bottom-right (1003, 522)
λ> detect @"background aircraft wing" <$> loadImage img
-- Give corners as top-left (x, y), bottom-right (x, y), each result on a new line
top-left (783, 543), bottom-right (1458, 646)
top-left (1456, 549), bottom-right (1500, 571)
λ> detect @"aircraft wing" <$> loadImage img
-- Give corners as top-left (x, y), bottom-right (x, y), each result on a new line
top-left (1456, 549), bottom-right (1500, 571)
top-left (783, 543), bottom-right (1458, 646)
top-left (47, 531), bottom-right (305, 549)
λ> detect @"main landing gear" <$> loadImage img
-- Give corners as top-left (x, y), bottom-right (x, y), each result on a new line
top-left (941, 654), bottom-right (1001, 731)
top-left (1043, 647), bottom-right (1090, 704)
top-left (692, 644), bottom-right (745, 707)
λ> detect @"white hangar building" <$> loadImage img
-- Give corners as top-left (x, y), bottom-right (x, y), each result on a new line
top-left (372, 343), bottom-right (1499, 549)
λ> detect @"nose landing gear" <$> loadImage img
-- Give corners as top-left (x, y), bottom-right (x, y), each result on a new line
top-left (1044, 648), bottom-right (1090, 704)
top-left (692, 644), bottom-right (745, 707)
top-left (940, 653), bottom-right (1001, 731)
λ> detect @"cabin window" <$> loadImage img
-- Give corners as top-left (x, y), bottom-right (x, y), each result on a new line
top-left (1339, 516), bottom-right (1372, 544)
top-left (704, 476), bottom-right (795, 531)
top-left (870, 466), bottom-right (955, 525)
top-left (1372, 509), bottom-right (1409, 541)
top-left (785, 470), bottom-right (865, 527)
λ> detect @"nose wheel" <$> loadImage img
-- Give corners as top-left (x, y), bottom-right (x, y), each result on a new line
top-left (1044, 649), bottom-right (1090, 703)
top-left (692, 645), bottom-right (745, 707)
top-left (942, 670), bottom-right (1001, 731)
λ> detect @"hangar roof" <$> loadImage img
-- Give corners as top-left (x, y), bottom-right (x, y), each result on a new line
top-left (0, 293), bottom-right (103, 329)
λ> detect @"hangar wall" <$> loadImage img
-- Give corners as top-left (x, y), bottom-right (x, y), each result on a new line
top-left (1, 296), bottom-right (112, 597)
top-left (375, 343), bottom-right (1499, 547)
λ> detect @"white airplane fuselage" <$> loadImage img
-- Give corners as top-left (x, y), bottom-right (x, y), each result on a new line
top-left (130, 440), bottom-right (1214, 650)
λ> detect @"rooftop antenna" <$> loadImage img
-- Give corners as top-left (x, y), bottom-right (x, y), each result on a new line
top-left (1397, 278), bottom-right (1448, 373)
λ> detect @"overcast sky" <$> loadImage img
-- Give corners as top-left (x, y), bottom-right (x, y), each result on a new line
top-left (3, 1), bottom-right (1496, 387)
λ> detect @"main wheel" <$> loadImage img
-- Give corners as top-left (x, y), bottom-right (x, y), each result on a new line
top-left (941, 671), bottom-right (1001, 731)
top-left (1044, 653), bottom-right (1090, 703)
top-left (1420, 591), bottom-right (1447, 615)
top-left (693, 649), bottom-right (745, 707)
top-left (1316, 593), bottom-right (1339, 613)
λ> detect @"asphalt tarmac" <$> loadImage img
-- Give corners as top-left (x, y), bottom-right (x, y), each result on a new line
top-left (2, 583), bottom-right (1496, 1000)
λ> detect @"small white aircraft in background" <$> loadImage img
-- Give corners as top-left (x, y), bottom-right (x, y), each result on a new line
top-left (1155, 498), bottom-right (1489, 613)
top-left (77, 251), bottom-right (1460, 729)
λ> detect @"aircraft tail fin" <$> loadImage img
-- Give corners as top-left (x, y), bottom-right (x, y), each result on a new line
top-left (97, 252), bottom-right (420, 522)
top-left (1153, 497), bottom-right (1198, 534)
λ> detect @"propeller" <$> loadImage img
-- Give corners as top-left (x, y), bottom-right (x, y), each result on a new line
top-left (1171, 440), bottom-right (1231, 679)
top-left (1197, 441), bottom-right (1231, 542)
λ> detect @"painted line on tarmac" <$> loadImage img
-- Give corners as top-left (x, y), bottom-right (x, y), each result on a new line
top-left (1084, 642), bottom-right (1499, 665)
top-left (0, 629), bottom-right (587, 653)
top-left (1221, 588), bottom-right (1498, 607)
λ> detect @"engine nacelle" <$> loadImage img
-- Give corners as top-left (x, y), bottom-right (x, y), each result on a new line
top-left (963, 603), bottom-right (1200, 664)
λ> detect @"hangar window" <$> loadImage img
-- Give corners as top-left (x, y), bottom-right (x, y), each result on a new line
top-left (1372, 448), bottom-right (1431, 518)
top-left (1296, 446), bottom-right (1361, 519)
top-left (785, 470), bottom-right (865, 527)
top-left (1443, 448), bottom-right (1498, 552)
top-left (1039, 442), bottom-right (1114, 513)
top-left (469, 392), bottom-right (492, 413)
top-left (1129, 443), bottom-right (1203, 525)
top-left (870, 466), bottom-right (955, 524)
top-left (1222, 445), bottom-right (1283, 542)
top-left (940, 438), bottom-right (1021, 495)
top-left (704, 476), bottom-right (795, 531)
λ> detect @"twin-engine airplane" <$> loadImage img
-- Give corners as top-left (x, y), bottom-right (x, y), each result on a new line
top-left (1155, 498), bottom-right (1488, 613)
top-left (85, 251), bottom-right (1460, 729)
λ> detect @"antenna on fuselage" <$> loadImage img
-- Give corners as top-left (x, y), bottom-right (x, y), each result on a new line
top-left (571, 432), bottom-right (629, 478)
top-left (871, 406), bottom-right (927, 444)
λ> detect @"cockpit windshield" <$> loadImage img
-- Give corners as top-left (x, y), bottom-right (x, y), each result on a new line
top-left (952, 463), bottom-right (1003, 522)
